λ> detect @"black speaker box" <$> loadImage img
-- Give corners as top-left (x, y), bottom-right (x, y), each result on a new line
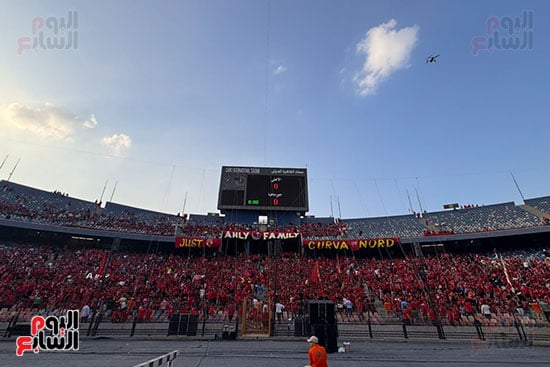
top-left (167, 314), bottom-right (198, 336)
top-left (311, 323), bottom-right (338, 354)
top-left (168, 315), bottom-right (179, 335)
top-left (179, 314), bottom-right (198, 336)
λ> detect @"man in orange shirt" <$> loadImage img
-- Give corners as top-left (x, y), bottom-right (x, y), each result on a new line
top-left (306, 336), bottom-right (328, 367)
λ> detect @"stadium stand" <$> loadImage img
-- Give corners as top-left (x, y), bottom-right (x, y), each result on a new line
top-left (0, 180), bottom-right (182, 236)
top-left (421, 202), bottom-right (541, 235)
top-left (2, 179), bottom-right (550, 238)
top-left (1, 179), bottom-right (549, 337)
top-left (525, 196), bottom-right (550, 217)
top-left (344, 214), bottom-right (427, 239)
top-left (0, 241), bottom-right (548, 329)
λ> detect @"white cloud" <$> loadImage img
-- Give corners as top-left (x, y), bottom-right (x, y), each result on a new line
top-left (354, 19), bottom-right (419, 96)
top-left (0, 102), bottom-right (74, 140)
top-left (83, 114), bottom-right (98, 129)
top-left (101, 133), bottom-right (132, 153)
top-left (0, 102), bottom-right (99, 139)
top-left (273, 65), bottom-right (287, 75)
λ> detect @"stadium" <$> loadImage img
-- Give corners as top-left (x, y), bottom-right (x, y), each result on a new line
top-left (1, 2), bottom-right (550, 365)
top-left (1, 164), bottom-right (549, 361)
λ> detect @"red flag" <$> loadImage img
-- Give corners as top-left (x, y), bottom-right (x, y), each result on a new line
top-left (97, 251), bottom-right (108, 277)
top-left (336, 254), bottom-right (342, 274)
top-left (309, 261), bottom-right (321, 284)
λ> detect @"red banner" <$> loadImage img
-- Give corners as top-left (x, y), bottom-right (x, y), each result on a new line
top-left (303, 238), bottom-right (400, 252)
top-left (222, 230), bottom-right (300, 241)
top-left (309, 260), bottom-right (321, 284)
top-left (175, 237), bottom-right (221, 249)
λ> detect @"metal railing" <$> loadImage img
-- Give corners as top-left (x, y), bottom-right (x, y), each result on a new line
top-left (133, 350), bottom-right (179, 367)
top-left (2, 317), bottom-right (549, 343)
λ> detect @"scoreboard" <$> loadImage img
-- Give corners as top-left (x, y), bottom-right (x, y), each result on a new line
top-left (217, 166), bottom-right (308, 213)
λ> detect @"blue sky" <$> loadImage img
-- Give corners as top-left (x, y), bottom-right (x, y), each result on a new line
top-left (0, 0), bottom-right (548, 219)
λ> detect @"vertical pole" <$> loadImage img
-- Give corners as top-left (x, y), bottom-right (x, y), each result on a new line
top-left (414, 187), bottom-right (424, 214)
top-left (99, 179), bottom-right (108, 204)
top-left (367, 304), bottom-right (373, 338)
top-left (511, 172), bottom-right (526, 203)
top-left (406, 189), bottom-right (414, 214)
top-left (0, 155), bottom-right (8, 173)
top-left (7, 157), bottom-right (20, 181)
top-left (109, 181), bottom-right (118, 202)
top-left (181, 192), bottom-right (188, 216)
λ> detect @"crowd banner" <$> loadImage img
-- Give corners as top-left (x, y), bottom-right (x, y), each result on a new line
top-left (176, 234), bottom-right (400, 252)
top-left (222, 230), bottom-right (300, 241)
top-left (175, 237), bottom-right (221, 249)
top-left (303, 238), bottom-right (400, 252)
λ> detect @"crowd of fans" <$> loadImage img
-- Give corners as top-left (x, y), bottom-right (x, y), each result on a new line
top-left (1, 182), bottom-right (345, 239)
top-left (298, 221), bottom-right (347, 239)
top-left (177, 221), bottom-right (348, 240)
top-left (0, 182), bottom-right (179, 236)
top-left (0, 185), bottom-right (346, 239)
top-left (0, 201), bottom-right (176, 237)
top-left (423, 229), bottom-right (456, 236)
top-left (1, 181), bottom-right (550, 329)
top-left (4, 181), bottom-right (550, 241)
top-left (1, 241), bottom-right (548, 328)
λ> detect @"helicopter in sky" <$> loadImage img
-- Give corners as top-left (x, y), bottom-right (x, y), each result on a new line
top-left (426, 54), bottom-right (440, 63)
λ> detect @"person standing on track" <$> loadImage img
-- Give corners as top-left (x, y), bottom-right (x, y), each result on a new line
top-left (306, 336), bottom-right (328, 367)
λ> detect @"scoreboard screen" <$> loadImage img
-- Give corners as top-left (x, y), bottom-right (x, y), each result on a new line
top-left (217, 166), bottom-right (308, 213)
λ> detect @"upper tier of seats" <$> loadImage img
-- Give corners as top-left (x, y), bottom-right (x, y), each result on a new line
top-left (1, 180), bottom-right (549, 238)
